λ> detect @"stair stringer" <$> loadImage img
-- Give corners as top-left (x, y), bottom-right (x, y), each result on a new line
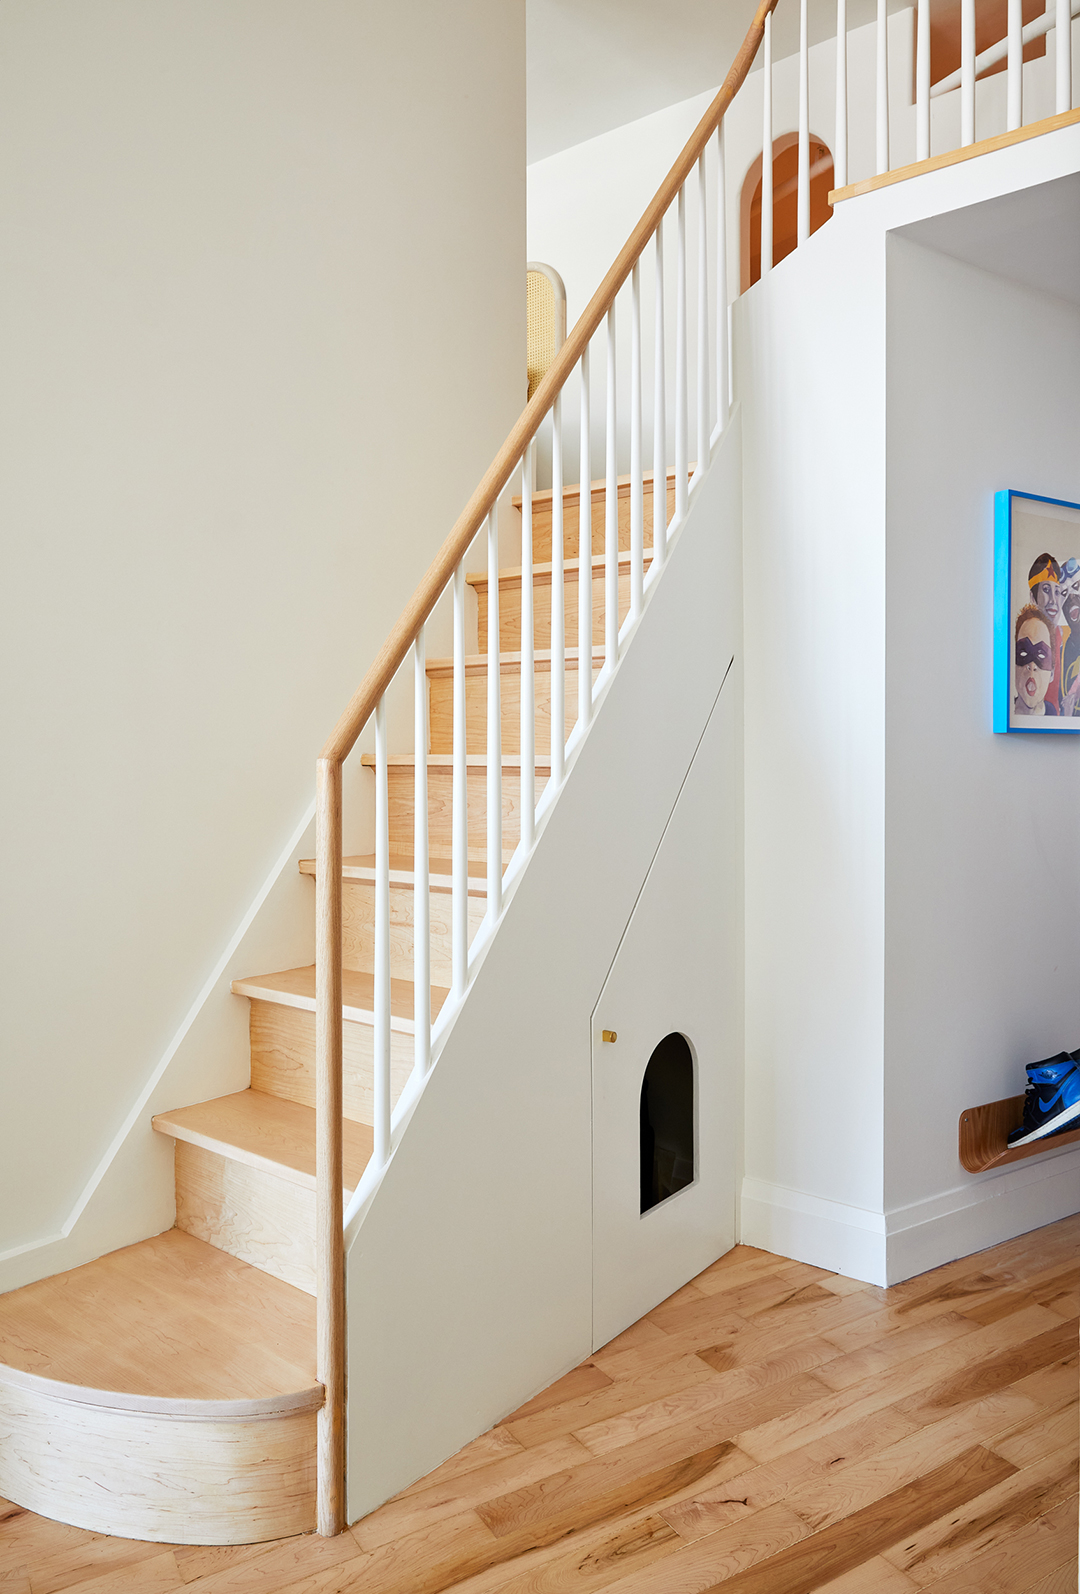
top-left (343, 412), bottom-right (743, 1523)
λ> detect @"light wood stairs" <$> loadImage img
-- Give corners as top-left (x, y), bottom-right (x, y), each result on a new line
top-left (0, 472), bottom-right (674, 1545)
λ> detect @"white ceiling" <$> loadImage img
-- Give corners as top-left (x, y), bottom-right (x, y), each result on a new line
top-left (526, 0), bottom-right (910, 162)
top-left (896, 172), bottom-right (1080, 308)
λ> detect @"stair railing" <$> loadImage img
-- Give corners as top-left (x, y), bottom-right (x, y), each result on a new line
top-left (833, 0), bottom-right (1076, 197)
top-left (312, 0), bottom-right (1079, 1535)
top-left (313, 0), bottom-right (782, 1535)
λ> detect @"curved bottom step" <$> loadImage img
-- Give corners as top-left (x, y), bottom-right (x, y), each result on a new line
top-left (0, 1229), bottom-right (320, 1544)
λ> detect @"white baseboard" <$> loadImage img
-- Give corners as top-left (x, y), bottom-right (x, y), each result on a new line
top-left (0, 801), bottom-right (318, 1295)
top-left (884, 1141), bottom-right (1080, 1283)
top-left (740, 1178), bottom-right (888, 1286)
top-left (742, 1139), bottom-right (1080, 1288)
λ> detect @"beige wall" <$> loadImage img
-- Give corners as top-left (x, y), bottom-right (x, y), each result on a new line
top-left (0, 0), bottom-right (525, 1279)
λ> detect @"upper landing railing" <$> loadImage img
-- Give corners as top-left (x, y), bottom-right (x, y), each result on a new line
top-left (830, 0), bottom-right (1076, 201)
top-left (311, 0), bottom-right (1078, 1536)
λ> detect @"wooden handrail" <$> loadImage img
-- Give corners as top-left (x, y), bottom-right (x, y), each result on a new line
top-left (320, 0), bottom-right (778, 769)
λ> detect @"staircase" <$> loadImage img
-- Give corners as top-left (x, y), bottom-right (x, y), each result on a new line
top-left (0, 473), bottom-right (675, 1546)
top-left (1, 0), bottom-right (1075, 1547)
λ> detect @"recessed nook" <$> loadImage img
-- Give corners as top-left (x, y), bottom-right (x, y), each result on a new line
top-left (639, 1032), bottom-right (696, 1213)
top-left (740, 133), bottom-right (834, 289)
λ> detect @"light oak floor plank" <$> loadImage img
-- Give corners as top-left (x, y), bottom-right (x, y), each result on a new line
top-left (1020, 1561), bottom-right (1080, 1594)
top-left (812, 1557), bottom-right (919, 1593)
top-left (879, 1439), bottom-right (1078, 1586)
top-left (915, 1495), bottom-right (1078, 1593)
top-left (3, 1216), bottom-right (1077, 1594)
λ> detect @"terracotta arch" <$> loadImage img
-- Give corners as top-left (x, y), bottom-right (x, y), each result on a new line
top-left (740, 133), bottom-right (835, 293)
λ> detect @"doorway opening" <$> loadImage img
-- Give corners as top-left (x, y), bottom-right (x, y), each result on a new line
top-left (740, 134), bottom-right (834, 292)
top-left (640, 1033), bottom-right (695, 1213)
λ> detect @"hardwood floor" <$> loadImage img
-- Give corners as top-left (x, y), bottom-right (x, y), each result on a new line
top-left (2, 1215), bottom-right (1076, 1593)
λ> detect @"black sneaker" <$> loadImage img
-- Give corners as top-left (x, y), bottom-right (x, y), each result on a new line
top-left (1007, 1052), bottom-right (1080, 1147)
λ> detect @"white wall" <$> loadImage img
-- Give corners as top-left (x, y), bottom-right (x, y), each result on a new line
top-left (526, 7), bottom-right (1073, 478)
top-left (739, 117), bottom-right (1080, 1285)
top-left (344, 417), bottom-right (743, 1522)
top-left (0, 0), bottom-right (525, 1285)
top-left (884, 237), bottom-right (1080, 1279)
top-left (525, 11), bottom-right (913, 484)
top-left (738, 179), bottom-right (890, 1283)
top-left (526, 10), bottom-right (920, 324)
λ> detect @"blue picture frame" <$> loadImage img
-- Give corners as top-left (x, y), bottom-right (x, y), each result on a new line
top-left (994, 488), bottom-right (1080, 734)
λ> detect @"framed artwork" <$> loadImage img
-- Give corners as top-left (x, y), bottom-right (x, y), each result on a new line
top-left (994, 489), bottom-right (1080, 734)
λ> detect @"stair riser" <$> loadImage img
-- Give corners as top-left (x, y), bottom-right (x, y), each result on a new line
top-left (0, 1382), bottom-right (315, 1543)
top-left (525, 478), bottom-right (676, 562)
top-left (249, 1000), bottom-right (413, 1129)
top-left (427, 660), bottom-right (601, 756)
top-left (342, 878), bottom-right (486, 983)
top-left (174, 1141), bottom-right (322, 1297)
top-left (474, 562), bottom-right (651, 655)
top-left (385, 764), bottom-right (550, 859)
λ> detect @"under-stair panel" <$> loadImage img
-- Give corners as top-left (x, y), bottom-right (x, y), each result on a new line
top-left (517, 472), bottom-right (678, 562)
top-left (467, 552), bottom-right (656, 654)
top-left (426, 650), bottom-right (602, 755)
top-left (361, 754), bottom-right (552, 859)
top-left (154, 1090), bottom-right (375, 1295)
top-left (0, 1229), bottom-right (319, 1544)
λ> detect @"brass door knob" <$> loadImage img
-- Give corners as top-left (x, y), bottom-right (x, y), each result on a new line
top-left (601, 1030), bottom-right (617, 1044)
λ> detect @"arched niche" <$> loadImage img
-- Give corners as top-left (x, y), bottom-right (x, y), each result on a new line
top-left (739, 133), bottom-right (835, 293)
top-left (640, 1032), bottom-right (696, 1214)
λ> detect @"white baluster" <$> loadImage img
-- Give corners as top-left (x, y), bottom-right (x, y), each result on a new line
top-left (550, 397), bottom-right (565, 784)
top-left (630, 261), bottom-right (644, 624)
top-left (578, 350), bottom-right (592, 732)
top-left (605, 308), bottom-right (618, 668)
top-left (836, 0), bottom-right (849, 185)
top-left (715, 122), bottom-right (729, 436)
top-left (799, 0), bottom-right (811, 240)
top-left (675, 184), bottom-right (688, 523)
top-left (485, 510), bottom-right (502, 926)
top-left (696, 152), bottom-right (709, 474)
top-left (762, 12), bottom-right (773, 276)
top-left (1007, 0), bottom-right (1023, 127)
top-left (877, 0), bottom-right (890, 173)
top-left (1056, 0), bottom-right (1071, 111)
top-left (653, 223), bottom-right (667, 569)
top-left (916, 0), bottom-right (930, 161)
top-left (374, 695), bottom-right (391, 1167)
top-left (412, 631), bottom-right (430, 1080)
top-left (520, 445), bottom-right (535, 849)
top-left (961, 0), bottom-right (976, 144)
top-left (451, 560), bottom-right (467, 1001)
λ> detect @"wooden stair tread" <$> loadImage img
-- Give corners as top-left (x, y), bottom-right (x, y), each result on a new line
top-left (231, 965), bottom-right (448, 1029)
top-left (425, 646), bottom-right (604, 673)
top-left (0, 1229), bottom-right (319, 1413)
top-left (511, 467), bottom-right (680, 508)
top-left (465, 550), bottom-right (655, 587)
top-left (153, 1089), bottom-right (373, 1193)
top-left (299, 853), bottom-right (489, 892)
top-left (359, 753), bottom-right (553, 768)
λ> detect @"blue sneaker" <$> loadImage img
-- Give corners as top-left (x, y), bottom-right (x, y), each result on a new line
top-left (1007, 1052), bottom-right (1080, 1147)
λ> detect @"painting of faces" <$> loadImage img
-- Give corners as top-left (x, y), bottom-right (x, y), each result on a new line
top-left (1002, 492), bottom-right (1080, 733)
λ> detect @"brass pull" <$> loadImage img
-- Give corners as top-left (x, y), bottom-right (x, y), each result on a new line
top-left (602, 1030), bottom-right (617, 1044)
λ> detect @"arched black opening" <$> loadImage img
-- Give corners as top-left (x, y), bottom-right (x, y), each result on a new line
top-left (640, 1033), bottom-right (695, 1214)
